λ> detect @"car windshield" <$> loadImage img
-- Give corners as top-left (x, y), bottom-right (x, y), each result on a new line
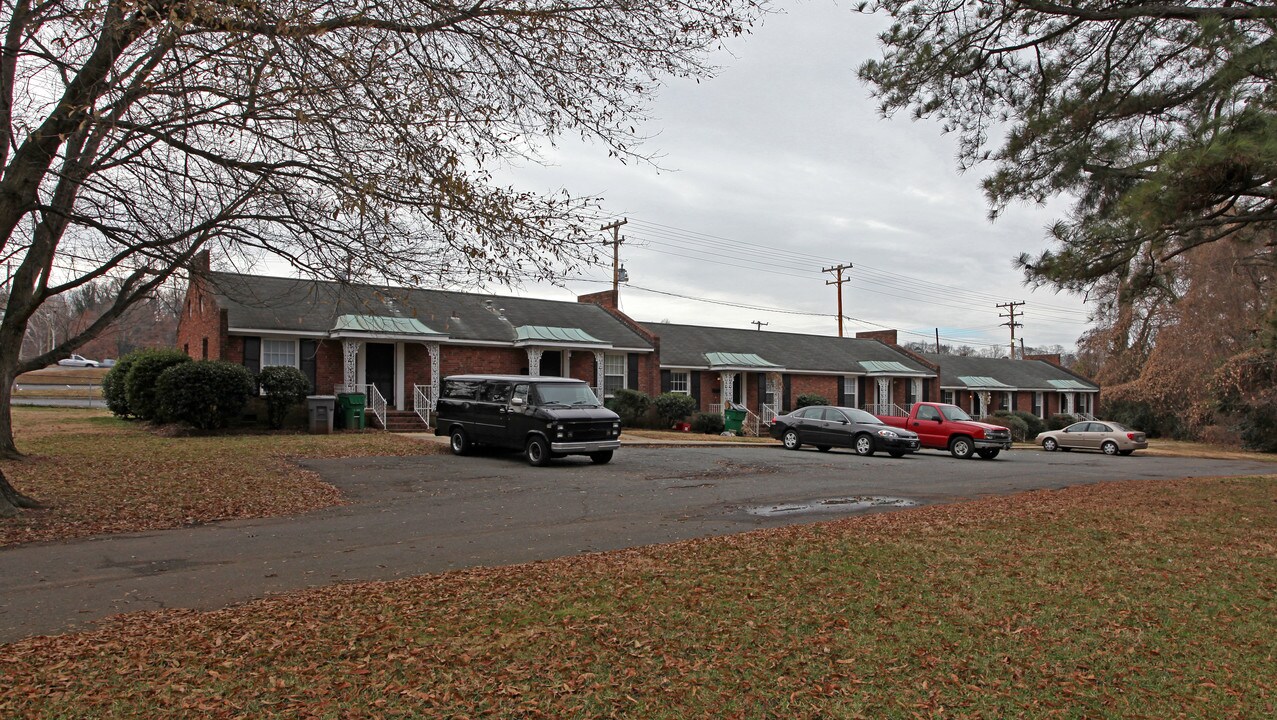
top-left (940, 405), bottom-right (973, 422)
top-left (534, 383), bottom-right (601, 407)
top-left (840, 407), bottom-right (881, 424)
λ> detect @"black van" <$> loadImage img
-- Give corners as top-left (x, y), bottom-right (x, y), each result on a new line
top-left (433, 375), bottom-right (621, 466)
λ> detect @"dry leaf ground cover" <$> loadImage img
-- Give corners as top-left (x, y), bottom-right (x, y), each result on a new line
top-left (0, 407), bottom-right (443, 546)
top-left (3, 474), bottom-right (1275, 718)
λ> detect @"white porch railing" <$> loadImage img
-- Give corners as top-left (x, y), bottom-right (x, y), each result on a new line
top-left (743, 408), bottom-right (764, 437)
top-left (365, 384), bottom-right (387, 430)
top-left (709, 403), bottom-right (723, 415)
top-left (413, 385), bottom-right (433, 428)
top-left (864, 403), bottom-right (909, 418)
top-left (1074, 411), bottom-right (1097, 421)
top-left (760, 403), bottom-right (779, 424)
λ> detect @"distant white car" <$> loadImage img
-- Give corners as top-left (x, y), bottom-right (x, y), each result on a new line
top-left (57, 354), bottom-right (99, 368)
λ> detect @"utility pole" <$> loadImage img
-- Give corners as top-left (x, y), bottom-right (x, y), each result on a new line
top-left (822, 263), bottom-right (853, 337)
top-left (935, 328), bottom-right (941, 354)
top-left (600, 218), bottom-right (628, 296)
top-left (751, 320), bottom-right (769, 331)
top-left (997, 301), bottom-right (1025, 359)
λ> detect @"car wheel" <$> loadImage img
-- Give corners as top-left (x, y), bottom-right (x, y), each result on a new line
top-left (1119, 449), bottom-right (1134, 456)
top-left (976, 448), bottom-right (1000, 460)
top-left (888, 450), bottom-right (906, 458)
top-left (1101, 440), bottom-right (1119, 456)
top-left (449, 428), bottom-right (470, 456)
top-left (853, 434), bottom-right (875, 457)
top-left (525, 436), bottom-right (551, 466)
top-left (782, 430), bottom-right (801, 450)
top-left (949, 436), bottom-right (974, 459)
top-left (589, 450), bottom-right (614, 464)
top-left (816, 445), bottom-right (832, 453)
top-left (1042, 438), bottom-right (1058, 452)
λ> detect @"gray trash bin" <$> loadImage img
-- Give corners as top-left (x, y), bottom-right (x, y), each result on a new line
top-left (307, 395), bottom-right (336, 434)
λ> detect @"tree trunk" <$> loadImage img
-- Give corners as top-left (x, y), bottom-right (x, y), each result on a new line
top-left (0, 467), bottom-right (40, 517)
top-left (0, 337), bottom-right (20, 459)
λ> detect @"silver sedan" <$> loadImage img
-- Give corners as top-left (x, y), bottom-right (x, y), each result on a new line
top-left (1036, 421), bottom-right (1148, 456)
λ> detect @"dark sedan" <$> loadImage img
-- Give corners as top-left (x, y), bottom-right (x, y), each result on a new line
top-left (769, 405), bottom-right (921, 457)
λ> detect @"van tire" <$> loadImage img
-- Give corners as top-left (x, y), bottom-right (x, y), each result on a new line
top-left (525, 436), bottom-right (551, 466)
top-left (590, 450), bottom-right (614, 464)
top-left (449, 428), bottom-right (470, 456)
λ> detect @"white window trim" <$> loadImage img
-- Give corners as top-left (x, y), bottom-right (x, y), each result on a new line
top-left (603, 353), bottom-right (627, 397)
top-left (669, 370), bottom-right (690, 395)
top-left (261, 338), bottom-right (299, 368)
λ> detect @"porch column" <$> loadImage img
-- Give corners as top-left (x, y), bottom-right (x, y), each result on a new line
top-left (593, 351), bottom-right (605, 393)
top-left (526, 348), bottom-right (543, 377)
top-left (720, 371), bottom-right (735, 411)
top-left (425, 342), bottom-right (441, 409)
top-left (977, 390), bottom-right (992, 417)
top-left (342, 340), bottom-right (359, 392)
top-left (876, 377), bottom-right (890, 408)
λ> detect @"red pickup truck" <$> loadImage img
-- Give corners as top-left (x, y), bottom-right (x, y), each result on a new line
top-left (876, 402), bottom-right (1013, 459)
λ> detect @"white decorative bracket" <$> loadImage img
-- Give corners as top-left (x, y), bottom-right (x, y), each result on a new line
top-left (720, 371), bottom-right (735, 411)
top-left (526, 348), bottom-right (543, 377)
top-left (425, 342), bottom-right (441, 409)
top-left (593, 351), bottom-right (605, 392)
top-left (342, 340), bottom-right (359, 392)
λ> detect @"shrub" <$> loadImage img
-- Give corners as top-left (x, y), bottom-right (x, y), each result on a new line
top-left (102, 352), bottom-right (143, 418)
top-left (1209, 349), bottom-right (1277, 452)
top-left (259, 366), bottom-right (312, 429)
top-left (1100, 397), bottom-right (1182, 438)
top-left (653, 393), bottom-right (698, 428)
top-left (125, 348), bottom-right (192, 421)
top-left (690, 412), bottom-right (725, 435)
top-left (1046, 413), bottom-right (1077, 431)
top-left (985, 412), bottom-right (1029, 442)
top-left (1011, 410), bottom-right (1046, 440)
top-left (795, 393), bottom-right (828, 409)
top-left (605, 388), bottom-right (651, 427)
top-left (156, 361), bottom-right (256, 430)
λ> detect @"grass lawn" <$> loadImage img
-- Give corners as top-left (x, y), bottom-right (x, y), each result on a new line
top-left (0, 407), bottom-right (444, 546)
top-left (2, 473), bottom-right (1275, 718)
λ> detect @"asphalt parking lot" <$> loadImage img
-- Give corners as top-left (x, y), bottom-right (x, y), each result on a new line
top-left (2, 444), bottom-right (1273, 641)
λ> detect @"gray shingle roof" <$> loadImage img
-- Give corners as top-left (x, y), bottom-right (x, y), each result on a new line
top-left (920, 353), bottom-right (1098, 391)
top-left (206, 272), bottom-right (653, 350)
top-left (640, 322), bottom-right (933, 375)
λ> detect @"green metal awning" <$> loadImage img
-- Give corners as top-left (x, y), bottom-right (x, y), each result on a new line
top-left (860, 360), bottom-right (918, 374)
top-left (330, 314), bottom-right (446, 338)
top-left (957, 375), bottom-right (1011, 389)
top-left (704, 352), bottom-right (781, 369)
top-left (514, 325), bottom-right (608, 346)
top-left (1048, 379), bottom-right (1092, 390)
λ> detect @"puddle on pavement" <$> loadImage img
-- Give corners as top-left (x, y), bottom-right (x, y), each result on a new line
top-left (746, 496), bottom-right (917, 517)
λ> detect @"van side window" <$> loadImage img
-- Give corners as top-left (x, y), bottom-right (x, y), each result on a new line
top-left (481, 382), bottom-right (512, 403)
top-left (443, 380), bottom-right (480, 400)
top-left (512, 384), bottom-right (530, 405)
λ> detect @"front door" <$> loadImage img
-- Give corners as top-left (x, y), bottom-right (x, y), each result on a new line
top-left (540, 350), bottom-right (563, 377)
top-left (365, 343), bottom-right (395, 406)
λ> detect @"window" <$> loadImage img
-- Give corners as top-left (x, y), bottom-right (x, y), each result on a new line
top-left (916, 405), bottom-right (941, 422)
top-left (907, 378), bottom-right (921, 406)
top-left (1032, 392), bottom-right (1044, 417)
top-left (842, 376), bottom-right (858, 408)
top-left (1003, 391), bottom-right (1013, 412)
top-left (261, 339), bottom-right (296, 368)
top-left (669, 371), bottom-right (690, 395)
top-left (480, 382), bottom-right (511, 403)
top-left (442, 379), bottom-right (480, 400)
top-left (603, 353), bottom-right (626, 396)
top-left (512, 384), bottom-right (530, 405)
top-left (941, 389), bottom-right (955, 405)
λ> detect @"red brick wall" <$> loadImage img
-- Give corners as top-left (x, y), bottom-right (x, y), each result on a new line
top-left (791, 375), bottom-right (838, 407)
top-left (569, 351), bottom-right (596, 385)
top-left (441, 346), bottom-right (525, 376)
top-left (176, 274), bottom-right (227, 361)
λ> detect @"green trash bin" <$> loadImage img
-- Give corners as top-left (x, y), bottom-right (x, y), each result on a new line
top-left (723, 405), bottom-right (747, 434)
top-left (337, 393), bottom-right (367, 430)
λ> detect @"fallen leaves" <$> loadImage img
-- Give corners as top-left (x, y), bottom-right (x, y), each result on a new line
top-left (0, 407), bottom-right (444, 546)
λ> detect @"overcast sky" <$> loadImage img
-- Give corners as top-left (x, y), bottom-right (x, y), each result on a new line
top-left (497, 0), bottom-right (1095, 353)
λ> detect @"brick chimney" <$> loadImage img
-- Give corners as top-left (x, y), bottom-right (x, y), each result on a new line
top-left (1024, 353), bottom-right (1062, 367)
top-left (855, 329), bottom-right (898, 345)
top-left (577, 289), bottom-right (618, 310)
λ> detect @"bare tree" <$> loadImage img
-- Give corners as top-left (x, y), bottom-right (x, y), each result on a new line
top-left (0, 0), bottom-right (765, 513)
